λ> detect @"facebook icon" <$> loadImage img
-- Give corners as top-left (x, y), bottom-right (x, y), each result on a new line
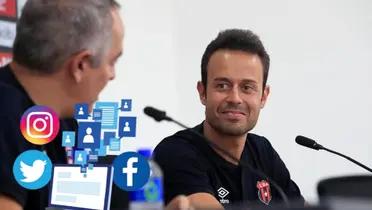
top-left (122, 157), bottom-right (138, 187)
top-left (113, 152), bottom-right (150, 191)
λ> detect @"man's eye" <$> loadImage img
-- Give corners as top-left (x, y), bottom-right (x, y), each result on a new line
top-left (242, 84), bottom-right (256, 92)
top-left (216, 83), bottom-right (228, 90)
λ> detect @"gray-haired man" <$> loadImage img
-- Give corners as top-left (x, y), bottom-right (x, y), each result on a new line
top-left (0, 0), bottom-right (123, 209)
top-left (0, 1), bottom-right (193, 209)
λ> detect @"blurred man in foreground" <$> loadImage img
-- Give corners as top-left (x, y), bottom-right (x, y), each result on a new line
top-left (0, 1), bottom-right (191, 209)
top-left (0, 0), bottom-right (123, 209)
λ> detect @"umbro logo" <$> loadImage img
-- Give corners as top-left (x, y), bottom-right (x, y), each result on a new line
top-left (217, 187), bottom-right (229, 198)
top-left (217, 187), bottom-right (230, 204)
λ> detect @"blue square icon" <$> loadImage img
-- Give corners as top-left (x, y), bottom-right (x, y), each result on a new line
top-left (109, 137), bottom-right (120, 151)
top-left (88, 163), bottom-right (94, 170)
top-left (120, 99), bottom-right (132, 112)
top-left (74, 103), bottom-right (89, 120)
top-left (118, 117), bottom-right (136, 137)
top-left (62, 131), bottom-right (75, 147)
top-left (95, 102), bottom-right (119, 129)
top-left (66, 150), bottom-right (73, 157)
top-left (74, 150), bottom-right (87, 165)
top-left (103, 131), bottom-right (116, 145)
top-left (77, 122), bottom-right (101, 149)
top-left (88, 154), bottom-right (98, 163)
top-left (95, 140), bottom-right (107, 156)
top-left (92, 109), bottom-right (102, 121)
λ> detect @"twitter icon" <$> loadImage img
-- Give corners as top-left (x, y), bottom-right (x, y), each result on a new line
top-left (13, 150), bottom-right (52, 190)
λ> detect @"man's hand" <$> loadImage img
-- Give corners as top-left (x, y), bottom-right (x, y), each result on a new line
top-left (165, 193), bottom-right (224, 210)
top-left (0, 195), bottom-right (22, 210)
top-left (187, 193), bottom-right (224, 209)
top-left (165, 195), bottom-right (192, 210)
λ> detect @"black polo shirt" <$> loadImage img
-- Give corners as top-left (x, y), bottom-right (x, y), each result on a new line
top-left (153, 123), bottom-right (304, 207)
top-left (0, 65), bottom-right (76, 209)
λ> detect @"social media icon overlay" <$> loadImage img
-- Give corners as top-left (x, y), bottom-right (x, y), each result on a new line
top-left (103, 131), bottom-right (116, 146)
top-left (74, 103), bottom-right (89, 120)
top-left (74, 150), bottom-right (87, 165)
top-left (77, 122), bottom-right (101, 149)
top-left (62, 131), bottom-right (75, 147)
top-left (118, 117), bottom-right (137, 138)
top-left (20, 105), bottom-right (60, 145)
top-left (109, 137), bottom-right (120, 151)
top-left (95, 102), bottom-right (119, 129)
top-left (113, 152), bottom-right (150, 191)
top-left (120, 99), bottom-right (132, 112)
top-left (92, 109), bottom-right (103, 121)
top-left (13, 150), bottom-right (52, 190)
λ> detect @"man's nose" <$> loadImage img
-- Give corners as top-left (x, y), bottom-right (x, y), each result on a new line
top-left (226, 86), bottom-right (243, 104)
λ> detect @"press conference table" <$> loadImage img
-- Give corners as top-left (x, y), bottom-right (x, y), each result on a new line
top-left (46, 198), bottom-right (372, 210)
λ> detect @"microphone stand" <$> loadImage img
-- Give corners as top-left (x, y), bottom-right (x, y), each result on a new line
top-left (296, 136), bottom-right (372, 173)
top-left (321, 147), bottom-right (372, 173)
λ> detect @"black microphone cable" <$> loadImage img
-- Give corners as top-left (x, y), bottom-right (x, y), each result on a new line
top-left (296, 135), bottom-right (372, 173)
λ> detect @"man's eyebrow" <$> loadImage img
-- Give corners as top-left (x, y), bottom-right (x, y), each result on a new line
top-left (241, 79), bottom-right (258, 84)
top-left (213, 78), bottom-right (258, 85)
top-left (213, 77), bottom-right (230, 82)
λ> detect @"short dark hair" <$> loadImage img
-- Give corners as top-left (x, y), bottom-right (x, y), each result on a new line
top-left (201, 29), bottom-right (270, 88)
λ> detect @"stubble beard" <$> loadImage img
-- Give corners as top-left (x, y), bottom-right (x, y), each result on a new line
top-left (205, 109), bottom-right (257, 137)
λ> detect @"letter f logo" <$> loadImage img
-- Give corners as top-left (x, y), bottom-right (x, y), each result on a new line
top-left (122, 157), bottom-right (138, 187)
top-left (113, 152), bottom-right (150, 191)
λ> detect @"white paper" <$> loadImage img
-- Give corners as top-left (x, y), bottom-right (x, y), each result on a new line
top-left (50, 165), bottom-right (113, 210)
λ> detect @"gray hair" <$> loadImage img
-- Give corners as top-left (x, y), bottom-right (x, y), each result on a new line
top-left (13, 0), bottom-right (120, 74)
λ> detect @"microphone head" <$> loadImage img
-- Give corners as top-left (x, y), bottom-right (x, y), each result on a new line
top-left (295, 135), bottom-right (323, 150)
top-left (144, 106), bottom-right (168, 122)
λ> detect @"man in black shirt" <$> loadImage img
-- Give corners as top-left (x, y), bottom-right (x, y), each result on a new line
top-left (154, 29), bottom-right (304, 209)
top-left (0, 0), bottom-right (123, 209)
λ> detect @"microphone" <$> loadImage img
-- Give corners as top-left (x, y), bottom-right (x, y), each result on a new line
top-left (144, 106), bottom-right (190, 129)
top-left (295, 135), bottom-right (324, 150)
top-left (144, 106), bottom-right (291, 207)
top-left (144, 106), bottom-right (172, 122)
top-left (295, 135), bottom-right (372, 173)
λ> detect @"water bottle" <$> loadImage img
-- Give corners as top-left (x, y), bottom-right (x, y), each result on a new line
top-left (129, 149), bottom-right (163, 210)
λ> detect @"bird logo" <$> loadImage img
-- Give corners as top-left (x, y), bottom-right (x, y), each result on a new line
top-left (13, 150), bottom-right (52, 190)
top-left (20, 159), bottom-right (47, 183)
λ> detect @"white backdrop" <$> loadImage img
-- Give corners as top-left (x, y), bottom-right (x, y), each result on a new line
top-left (100, 0), bottom-right (372, 203)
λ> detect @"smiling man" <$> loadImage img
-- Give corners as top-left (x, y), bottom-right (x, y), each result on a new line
top-left (154, 29), bottom-right (304, 209)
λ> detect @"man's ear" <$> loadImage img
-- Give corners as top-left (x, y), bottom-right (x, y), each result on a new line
top-left (67, 50), bottom-right (93, 83)
top-left (260, 85), bottom-right (270, 109)
top-left (197, 81), bottom-right (207, 105)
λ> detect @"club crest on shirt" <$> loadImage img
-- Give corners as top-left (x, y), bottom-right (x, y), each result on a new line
top-left (256, 180), bottom-right (272, 205)
top-left (217, 187), bottom-right (230, 204)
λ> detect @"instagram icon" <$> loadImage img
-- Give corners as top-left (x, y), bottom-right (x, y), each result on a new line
top-left (20, 106), bottom-right (60, 145)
